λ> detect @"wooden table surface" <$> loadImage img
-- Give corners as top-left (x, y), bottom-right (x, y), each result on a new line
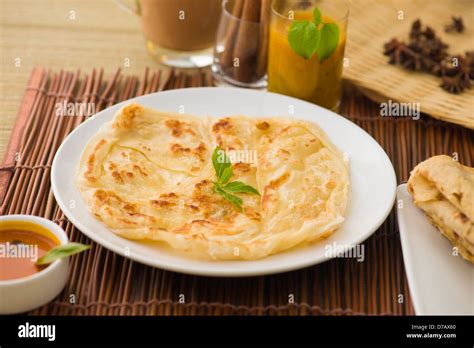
top-left (0, 0), bottom-right (163, 158)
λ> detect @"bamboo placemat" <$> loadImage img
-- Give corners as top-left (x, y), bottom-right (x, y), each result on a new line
top-left (345, 0), bottom-right (474, 128)
top-left (1, 67), bottom-right (473, 316)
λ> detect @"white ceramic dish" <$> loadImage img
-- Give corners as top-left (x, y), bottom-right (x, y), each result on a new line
top-left (51, 87), bottom-right (396, 277)
top-left (0, 215), bottom-right (69, 314)
top-left (397, 184), bottom-right (474, 315)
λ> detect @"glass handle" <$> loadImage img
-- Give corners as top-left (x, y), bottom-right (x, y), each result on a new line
top-left (114, 0), bottom-right (141, 16)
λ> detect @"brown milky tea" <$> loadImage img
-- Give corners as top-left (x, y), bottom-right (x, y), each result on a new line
top-left (140, 0), bottom-right (221, 51)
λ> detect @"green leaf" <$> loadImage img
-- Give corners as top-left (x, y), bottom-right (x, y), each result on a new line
top-left (288, 20), bottom-right (320, 60)
top-left (316, 22), bottom-right (339, 62)
top-left (224, 181), bottom-right (260, 196)
top-left (212, 146), bottom-right (220, 175)
top-left (215, 186), bottom-right (243, 212)
top-left (313, 7), bottom-right (322, 25)
top-left (219, 167), bottom-right (233, 185)
top-left (212, 146), bottom-right (231, 180)
top-left (36, 242), bottom-right (90, 265)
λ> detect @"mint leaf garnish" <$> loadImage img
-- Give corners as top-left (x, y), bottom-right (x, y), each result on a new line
top-left (313, 7), bottom-right (322, 25)
top-left (211, 147), bottom-right (260, 212)
top-left (36, 242), bottom-right (90, 265)
top-left (224, 181), bottom-right (261, 195)
top-left (317, 22), bottom-right (340, 62)
top-left (219, 167), bottom-right (233, 185)
top-left (214, 185), bottom-right (243, 212)
top-left (287, 7), bottom-right (339, 62)
top-left (288, 20), bottom-right (320, 60)
top-left (212, 146), bottom-right (231, 179)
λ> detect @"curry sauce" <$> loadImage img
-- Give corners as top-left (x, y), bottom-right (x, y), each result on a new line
top-left (0, 221), bottom-right (58, 281)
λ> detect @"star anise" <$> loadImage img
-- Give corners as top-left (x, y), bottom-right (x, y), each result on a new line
top-left (383, 18), bottom-right (473, 94)
top-left (430, 62), bottom-right (448, 77)
top-left (440, 74), bottom-right (470, 94)
top-left (410, 19), bottom-right (422, 39)
top-left (464, 51), bottom-right (474, 79)
top-left (445, 16), bottom-right (465, 33)
top-left (383, 38), bottom-right (406, 64)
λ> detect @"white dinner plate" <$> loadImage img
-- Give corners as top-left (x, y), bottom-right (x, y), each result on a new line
top-left (397, 184), bottom-right (474, 315)
top-left (51, 87), bottom-right (396, 277)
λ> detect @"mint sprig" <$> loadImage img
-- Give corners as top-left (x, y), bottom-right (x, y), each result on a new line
top-left (288, 7), bottom-right (340, 62)
top-left (36, 242), bottom-right (91, 266)
top-left (212, 146), bottom-right (260, 212)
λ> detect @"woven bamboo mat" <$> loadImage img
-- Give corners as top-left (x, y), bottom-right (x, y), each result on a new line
top-left (1, 67), bottom-right (473, 316)
top-left (344, 0), bottom-right (474, 128)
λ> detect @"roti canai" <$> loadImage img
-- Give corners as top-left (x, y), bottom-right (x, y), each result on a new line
top-left (76, 103), bottom-right (349, 260)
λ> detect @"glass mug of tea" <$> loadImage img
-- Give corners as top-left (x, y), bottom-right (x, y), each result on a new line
top-left (116, 0), bottom-right (222, 68)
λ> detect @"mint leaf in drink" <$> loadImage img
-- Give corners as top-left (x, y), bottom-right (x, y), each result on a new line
top-left (288, 20), bottom-right (320, 60)
top-left (316, 22), bottom-right (340, 62)
top-left (36, 242), bottom-right (90, 265)
top-left (313, 7), bottom-right (322, 25)
top-left (287, 7), bottom-right (339, 61)
top-left (224, 181), bottom-right (260, 196)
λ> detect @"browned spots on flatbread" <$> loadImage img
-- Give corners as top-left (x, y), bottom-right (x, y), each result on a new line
top-left (123, 203), bottom-right (137, 212)
top-left (84, 139), bottom-right (109, 183)
top-left (267, 172), bottom-right (290, 190)
top-left (170, 142), bottom-right (207, 162)
top-left (212, 118), bottom-right (232, 133)
top-left (111, 171), bottom-right (124, 184)
top-left (132, 164), bottom-right (148, 176)
top-left (256, 121), bottom-right (270, 130)
top-left (277, 148), bottom-right (290, 160)
top-left (123, 171), bottom-right (134, 179)
top-left (114, 104), bottom-right (143, 129)
top-left (151, 199), bottom-right (174, 207)
top-left (170, 143), bottom-right (192, 154)
top-left (160, 192), bottom-right (177, 198)
top-left (93, 189), bottom-right (108, 204)
top-left (326, 180), bottom-right (336, 190)
top-left (194, 142), bottom-right (207, 158)
top-left (165, 119), bottom-right (196, 137)
top-left (188, 204), bottom-right (199, 212)
top-left (244, 207), bottom-right (261, 221)
top-left (233, 162), bottom-right (251, 173)
top-left (194, 179), bottom-right (210, 191)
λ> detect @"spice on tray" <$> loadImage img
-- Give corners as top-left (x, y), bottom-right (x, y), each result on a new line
top-left (383, 18), bottom-right (473, 94)
top-left (445, 16), bottom-right (465, 33)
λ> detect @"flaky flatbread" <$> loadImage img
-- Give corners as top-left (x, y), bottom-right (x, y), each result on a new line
top-left (76, 104), bottom-right (350, 260)
top-left (408, 155), bottom-right (474, 263)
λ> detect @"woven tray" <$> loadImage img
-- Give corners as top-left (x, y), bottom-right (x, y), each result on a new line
top-left (345, 0), bottom-right (474, 128)
top-left (1, 67), bottom-right (473, 315)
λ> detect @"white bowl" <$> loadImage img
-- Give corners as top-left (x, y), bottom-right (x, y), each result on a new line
top-left (0, 215), bottom-right (69, 314)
